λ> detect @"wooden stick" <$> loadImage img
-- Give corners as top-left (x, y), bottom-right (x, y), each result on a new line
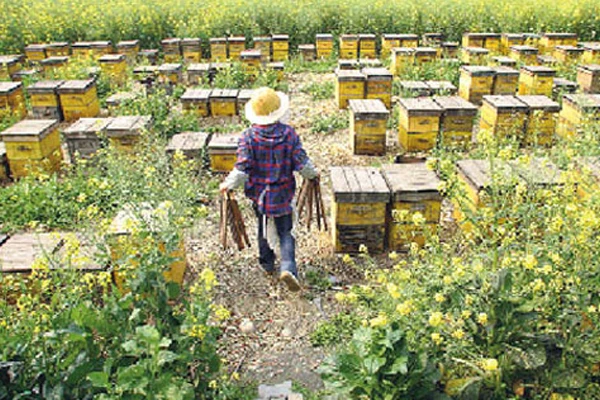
top-left (314, 180), bottom-right (322, 231)
top-left (307, 180), bottom-right (314, 230)
top-left (220, 193), bottom-right (228, 249)
top-left (316, 178), bottom-right (328, 231)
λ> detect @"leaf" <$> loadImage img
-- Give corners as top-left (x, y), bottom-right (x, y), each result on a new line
top-left (129, 308), bottom-right (141, 322)
top-left (157, 351), bottom-right (178, 367)
top-left (491, 268), bottom-right (512, 293)
top-left (117, 364), bottom-right (148, 392)
top-left (552, 367), bottom-right (586, 389)
top-left (159, 337), bottom-right (172, 349)
top-left (363, 356), bottom-right (386, 375)
top-left (122, 340), bottom-right (139, 354)
top-left (506, 344), bottom-right (547, 370)
top-left (88, 371), bottom-right (109, 388)
top-left (386, 356), bottom-right (408, 375)
top-left (136, 325), bottom-right (160, 344)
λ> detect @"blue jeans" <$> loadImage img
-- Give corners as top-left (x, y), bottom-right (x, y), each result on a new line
top-left (255, 209), bottom-right (297, 277)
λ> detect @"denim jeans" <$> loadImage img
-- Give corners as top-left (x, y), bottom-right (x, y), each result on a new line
top-left (255, 208), bottom-right (297, 277)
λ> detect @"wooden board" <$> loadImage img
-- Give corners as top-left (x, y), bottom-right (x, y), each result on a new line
top-left (382, 163), bottom-right (442, 201)
top-left (482, 95), bottom-right (528, 111)
top-left (330, 166), bottom-right (390, 203)
top-left (516, 95), bottom-right (560, 111)
top-left (180, 88), bottom-right (212, 101)
top-left (433, 96), bottom-right (478, 115)
top-left (166, 131), bottom-right (209, 156)
top-left (348, 99), bottom-right (389, 117)
top-left (63, 118), bottom-right (112, 139)
top-left (0, 233), bottom-right (63, 272)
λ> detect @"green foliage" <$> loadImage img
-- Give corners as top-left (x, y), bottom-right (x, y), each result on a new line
top-left (311, 111), bottom-right (348, 134)
top-left (300, 81), bottom-right (334, 101)
top-left (310, 312), bottom-right (360, 347)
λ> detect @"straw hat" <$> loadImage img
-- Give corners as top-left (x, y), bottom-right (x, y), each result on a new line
top-left (245, 87), bottom-right (290, 125)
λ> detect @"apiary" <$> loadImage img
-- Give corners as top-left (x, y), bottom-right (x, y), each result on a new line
top-left (180, 88), bottom-right (212, 117)
top-left (434, 96), bottom-right (478, 146)
top-left (99, 54), bottom-right (127, 82)
top-left (583, 44), bottom-right (600, 64)
top-left (397, 97), bottom-right (443, 152)
top-left (362, 67), bottom-right (393, 108)
top-left (209, 89), bottom-right (238, 117)
top-left (509, 45), bottom-right (539, 65)
top-left (266, 62), bottom-right (285, 81)
top-left (390, 47), bottom-right (415, 75)
top-left (557, 94), bottom-right (600, 138)
top-left (501, 33), bottom-right (525, 54)
top-left (463, 33), bottom-right (501, 53)
top-left (181, 38), bottom-right (202, 63)
top-left (422, 33), bottom-right (444, 47)
top-left (71, 41), bottom-right (93, 58)
top-left (492, 66), bottom-right (519, 95)
top-left (166, 131), bottom-right (209, 166)
top-left (105, 115), bottom-right (152, 152)
top-left (425, 81), bottom-right (457, 96)
top-left (138, 49), bottom-right (159, 65)
top-left (29, 80), bottom-right (64, 120)
top-left (187, 63), bottom-right (211, 85)
top-left (553, 78), bottom-right (578, 99)
top-left (0, 143), bottom-right (8, 182)
top-left (537, 55), bottom-right (558, 66)
top-left (25, 44), bottom-right (47, 62)
top-left (316, 33), bottom-right (334, 59)
top-left (105, 92), bottom-right (136, 115)
top-left (576, 64), bottom-right (600, 94)
top-left (90, 41), bottom-right (112, 57)
top-left (458, 65), bottom-right (495, 105)
top-left (253, 36), bottom-right (272, 61)
top-left (161, 38), bottom-right (182, 62)
top-left (240, 49), bottom-right (262, 74)
top-left (553, 45), bottom-right (583, 64)
top-left (62, 117), bottom-right (112, 161)
top-left (382, 163), bottom-right (442, 250)
top-left (107, 203), bottom-right (188, 291)
top-left (236, 89), bottom-right (255, 115)
top-left (479, 95), bottom-right (528, 139)
top-left (298, 44), bottom-right (316, 61)
top-left (1, 119), bottom-right (62, 178)
top-left (381, 34), bottom-right (403, 59)
top-left (116, 40), bottom-right (140, 62)
top-left (0, 82), bottom-right (26, 120)
top-left (540, 32), bottom-right (578, 54)
top-left (441, 42), bottom-right (459, 58)
top-left (210, 38), bottom-right (228, 62)
top-left (518, 65), bottom-right (556, 96)
top-left (228, 36), bottom-right (247, 61)
top-left (338, 59), bottom-right (360, 70)
top-left (40, 56), bottom-right (69, 73)
top-left (57, 79), bottom-right (100, 122)
top-left (461, 47), bottom-right (489, 65)
top-left (157, 63), bottom-right (183, 85)
top-left (399, 81), bottom-right (431, 97)
top-left (516, 95), bottom-right (560, 146)
top-left (0, 55), bottom-right (21, 80)
top-left (358, 34), bottom-right (376, 59)
top-left (339, 34), bottom-right (359, 60)
top-left (207, 133), bottom-right (239, 172)
top-left (335, 69), bottom-right (366, 109)
top-left (491, 56), bottom-right (517, 67)
top-left (348, 99), bottom-right (389, 155)
top-left (330, 166), bottom-right (390, 253)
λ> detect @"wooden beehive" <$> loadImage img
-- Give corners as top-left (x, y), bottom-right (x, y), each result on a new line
top-left (166, 131), bottom-right (209, 165)
top-left (461, 47), bottom-right (489, 65)
top-left (0, 82), bottom-right (26, 120)
top-left (0, 55), bottom-right (21, 80)
top-left (40, 56), bottom-right (69, 73)
top-left (583, 44), bottom-right (600, 64)
top-left (116, 40), bottom-right (140, 62)
top-left (105, 115), bottom-right (152, 152)
top-left (390, 47), bottom-right (415, 75)
top-left (45, 42), bottom-right (69, 58)
top-left (1, 119), bottom-right (62, 178)
top-left (209, 89), bottom-right (238, 117)
top-left (441, 42), bottom-right (459, 58)
top-left (509, 158), bottom-right (563, 193)
top-left (181, 38), bottom-right (202, 63)
top-left (553, 78), bottom-right (578, 99)
top-left (253, 36), bottom-right (272, 61)
top-left (463, 33), bottom-right (501, 53)
top-left (71, 41), bottom-right (93, 58)
top-left (25, 44), bottom-right (48, 62)
top-left (434, 95), bottom-right (478, 146)
top-left (523, 33), bottom-right (541, 49)
top-left (240, 49), bottom-right (262, 74)
top-left (187, 63), bottom-right (211, 85)
top-left (0, 233), bottom-right (70, 274)
top-left (99, 54), bottom-right (127, 81)
top-left (516, 95), bottom-right (560, 146)
top-left (330, 166), bottom-right (390, 253)
top-left (540, 32), bottom-right (577, 54)
top-left (0, 142), bottom-right (8, 182)
top-left (422, 33), bottom-right (444, 47)
top-left (181, 88), bottom-right (212, 117)
top-left (236, 89), bottom-right (255, 115)
top-left (207, 133), bottom-right (239, 172)
top-left (138, 49), bottom-right (159, 65)
top-left (425, 81), bottom-right (457, 96)
top-left (518, 65), bottom-right (556, 96)
top-left (491, 56), bottom-right (517, 67)
top-left (414, 47), bottom-right (437, 64)
top-left (271, 34), bottom-right (289, 62)
top-left (501, 33), bottom-right (525, 54)
top-left (338, 59), bottom-right (360, 70)
top-left (339, 34), bottom-right (359, 60)
top-left (210, 38), bottom-right (228, 62)
top-left (557, 94), bottom-right (600, 138)
top-left (105, 92), bottom-right (136, 115)
top-left (397, 97), bottom-right (443, 152)
top-left (348, 99), bottom-right (389, 155)
top-left (492, 66), bottom-right (519, 95)
top-left (298, 44), bottom-right (316, 61)
top-left (161, 38), bottom-right (182, 62)
top-left (266, 62), bottom-right (285, 81)
top-left (228, 36), bottom-right (246, 61)
top-left (458, 66), bottom-right (495, 105)
top-left (90, 41), bottom-right (112, 57)
top-left (362, 67), bottom-right (393, 108)
top-left (479, 95), bottom-right (528, 139)
top-left (315, 33), bottom-right (333, 59)
top-left (157, 63), bottom-right (183, 85)
top-left (577, 64), bottom-right (600, 94)
top-left (509, 45), bottom-right (539, 65)
top-left (62, 117), bottom-right (112, 161)
top-left (381, 34), bottom-right (402, 59)
top-left (28, 80), bottom-right (64, 120)
top-left (382, 163), bottom-right (442, 250)
top-left (57, 79), bottom-right (100, 122)
top-left (396, 34), bottom-right (419, 48)
top-left (335, 69), bottom-right (365, 109)
top-left (358, 34), bottom-right (376, 59)
top-left (553, 45), bottom-right (583, 64)
top-left (537, 55), bottom-right (558, 66)
top-left (133, 65), bottom-right (158, 91)
top-left (399, 81), bottom-right (431, 97)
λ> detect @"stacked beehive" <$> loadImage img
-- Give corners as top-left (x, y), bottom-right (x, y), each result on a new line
top-left (479, 95), bottom-right (528, 139)
top-left (228, 36), bottom-right (246, 61)
top-left (181, 38), bottom-right (202, 63)
top-left (272, 35), bottom-right (289, 62)
top-left (161, 38), bottom-right (182, 62)
top-left (0, 82), bottom-right (26, 120)
top-left (397, 98), bottom-right (443, 152)
top-left (116, 40), bottom-right (140, 62)
top-left (157, 63), bottom-right (183, 85)
top-left (57, 80), bottom-right (100, 122)
top-left (553, 45), bottom-right (583, 64)
top-left (339, 34), bottom-right (359, 59)
top-left (253, 36), bottom-right (272, 61)
top-left (29, 80), bottom-right (64, 120)
top-left (518, 66), bottom-right (556, 96)
top-left (335, 69), bottom-right (365, 109)
top-left (358, 34), bottom-right (376, 59)
top-left (362, 68), bottom-right (393, 108)
top-left (516, 95), bottom-right (561, 146)
top-left (99, 54), bottom-right (127, 82)
top-left (348, 99), bottom-right (389, 155)
top-left (434, 96), bottom-right (478, 147)
top-left (458, 66), bottom-right (495, 105)
top-left (62, 117), bottom-right (112, 162)
top-left (316, 34), bottom-right (334, 59)
top-left (210, 38), bottom-right (228, 62)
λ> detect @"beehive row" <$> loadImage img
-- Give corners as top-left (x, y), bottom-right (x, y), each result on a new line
top-left (208, 35), bottom-right (290, 62)
top-left (335, 68), bottom-right (393, 109)
top-left (27, 79), bottom-right (100, 122)
top-left (180, 88), bottom-right (258, 118)
top-left (166, 131), bottom-right (239, 174)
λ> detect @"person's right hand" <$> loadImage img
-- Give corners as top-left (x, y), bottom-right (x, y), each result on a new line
top-left (219, 183), bottom-right (229, 195)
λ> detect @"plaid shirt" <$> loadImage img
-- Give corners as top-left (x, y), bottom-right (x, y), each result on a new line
top-left (235, 122), bottom-right (310, 217)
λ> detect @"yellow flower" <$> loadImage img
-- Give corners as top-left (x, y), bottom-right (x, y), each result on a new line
top-left (412, 212), bottom-right (425, 226)
top-left (429, 311), bottom-right (444, 327)
top-left (387, 283), bottom-right (401, 299)
top-left (231, 372), bottom-right (240, 381)
top-left (212, 305), bottom-right (231, 321)
top-left (443, 275), bottom-right (452, 285)
top-left (588, 305), bottom-right (597, 313)
top-left (431, 332), bottom-right (443, 345)
top-left (392, 209), bottom-right (410, 222)
top-left (359, 244), bottom-right (369, 254)
top-left (434, 293), bottom-right (445, 303)
top-left (199, 268), bottom-right (218, 291)
top-left (477, 313), bottom-right (488, 325)
top-left (396, 300), bottom-right (413, 316)
top-left (208, 380), bottom-right (218, 389)
top-left (482, 358), bottom-right (498, 371)
top-left (342, 254), bottom-right (353, 264)
top-left (451, 329), bottom-right (465, 340)
top-left (523, 254), bottom-right (538, 270)
top-left (369, 314), bottom-right (388, 328)
top-left (388, 251), bottom-right (398, 260)
top-left (461, 310), bottom-right (472, 319)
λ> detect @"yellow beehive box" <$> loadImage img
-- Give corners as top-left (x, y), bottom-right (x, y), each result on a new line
top-left (523, 33), bottom-right (541, 49)
top-left (362, 67), bottom-right (393, 109)
top-left (138, 49), bottom-right (159, 65)
top-left (107, 203), bottom-right (188, 291)
top-left (90, 41), bottom-right (112, 57)
top-left (166, 131), bottom-right (209, 165)
top-left (491, 56), bottom-right (517, 68)
top-left (209, 89), bottom-right (238, 117)
top-left (381, 34), bottom-right (402, 59)
top-left (348, 99), bottom-right (389, 155)
top-left (315, 34), bottom-right (333, 59)
top-left (99, 54), bottom-right (127, 81)
top-left (210, 38), bottom-right (227, 62)
top-left (298, 44), bottom-right (316, 61)
top-left (537, 54), bottom-right (558, 67)
top-left (207, 133), bottom-right (239, 172)
top-left (583, 44), bottom-right (600, 64)
top-left (0, 82), bottom-right (26, 120)
top-left (236, 89), bottom-right (255, 115)
top-left (399, 81), bottom-right (431, 97)
top-left (227, 36), bottom-right (246, 61)
top-left (458, 66), bottom-right (495, 105)
top-left (509, 45), bottom-right (539, 65)
top-left (414, 47), bottom-right (437, 64)
top-left (492, 66), bottom-right (519, 95)
top-left (382, 163), bottom-right (442, 251)
top-left (574, 157), bottom-right (600, 199)
top-left (335, 69), bottom-right (366, 109)
top-left (240, 49), bottom-right (262, 74)
top-left (57, 79), bottom-right (100, 122)
top-left (62, 117), bottom-right (112, 161)
top-left (501, 33), bottom-right (525, 54)
top-left (461, 47), bottom-right (489, 65)
top-left (105, 92), bottom-right (136, 115)
top-left (40, 56), bottom-right (69, 73)
top-left (271, 34), bottom-right (289, 62)
top-left (187, 63), bottom-right (211, 85)
top-left (463, 33), bottom-right (501, 53)
top-left (116, 40), bottom-right (140, 62)
top-left (396, 34), bottom-right (419, 48)
top-left (1, 119), bottom-right (62, 178)
top-left (105, 115), bottom-right (152, 152)
top-left (253, 36), bottom-right (272, 61)
top-left (434, 95), bottom-right (478, 147)
top-left (24, 44), bottom-right (48, 62)
top-left (266, 62), bottom-right (285, 81)
top-left (71, 41), bottom-right (93, 58)
top-left (553, 45), bottom-right (583, 64)
top-left (181, 38), bottom-right (202, 63)
top-left (422, 33), bottom-right (444, 47)
top-left (330, 166), bottom-right (390, 253)
top-left (398, 97), bottom-right (443, 152)
top-left (157, 63), bottom-right (183, 85)
top-left (540, 32), bottom-right (577, 54)
top-left (45, 42), bottom-right (70, 57)
top-left (358, 34), bottom-right (376, 59)
top-left (557, 94), bottom-right (600, 138)
top-left (339, 34), bottom-right (359, 60)
top-left (577, 64), bottom-right (600, 94)
top-left (181, 88), bottom-right (212, 117)
top-left (0, 142), bottom-right (8, 182)
top-left (390, 47), bottom-right (415, 76)
top-left (161, 38), bottom-right (182, 62)
top-left (516, 95), bottom-right (560, 146)
top-left (0, 55), bottom-right (22, 80)
top-left (518, 65), bottom-right (556, 96)
top-left (29, 80), bottom-right (64, 120)
top-left (441, 42), bottom-right (459, 58)
top-left (480, 95), bottom-right (528, 139)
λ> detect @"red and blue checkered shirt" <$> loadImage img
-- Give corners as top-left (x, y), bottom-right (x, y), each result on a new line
top-left (235, 122), bottom-right (310, 217)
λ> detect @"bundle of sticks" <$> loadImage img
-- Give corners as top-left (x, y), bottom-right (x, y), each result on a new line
top-left (297, 177), bottom-right (328, 231)
top-left (220, 191), bottom-right (251, 250)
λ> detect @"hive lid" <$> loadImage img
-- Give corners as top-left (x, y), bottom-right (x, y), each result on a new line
top-left (254, 36), bottom-right (272, 42)
top-left (543, 32), bottom-right (577, 39)
top-left (1, 119), bottom-right (59, 141)
top-left (228, 36), bottom-right (246, 43)
top-left (553, 78), bottom-right (578, 89)
top-left (161, 38), bottom-right (181, 45)
top-left (336, 69), bottom-right (365, 80)
top-left (515, 95), bottom-right (560, 112)
top-left (41, 56), bottom-right (69, 65)
top-left (210, 62), bottom-right (232, 70)
top-left (414, 46), bottom-right (437, 54)
top-left (90, 41), bottom-right (111, 48)
top-left (237, 89), bottom-right (256, 101)
top-left (382, 163), bottom-right (441, 197)
top-left (240, 49), bottom-right (261, 58)
top-left (433, 96), bottom-right (478, 112)
top-left (210, 89), bottom-right (239, 99)
top-left (425, 81), bottom-right (457, 91)
top-left (464, 46), bottom-right (489, 54)
top-left (510, 45), bottom-right (538, 52)
top-left (391, 47), bottom-right (416, 55)
top-left (492, 56), bottom-right (517, 65)
top-left (0, 233), bottom-right (69, 273)
top-left (47, 41), bottom-right (69, 48)
top-left (180, 88), bottom-right (212, 101)
top-left (456, 159), bottom-right (516, 191)
top-left (207, 133), bottom-right (240, 149)
top-left (482, 95), bottom-right (528, 110)
top-left (117, 40), bottom-right (140, 47)
top-left (181, 38), bottom-right (201, 45)
top-left (105, 91), bottom-right (137, 105)
top-left (521, 65), bottom-right (557, 76)
top-left (578, 64), bottom-right (600, 73)
top-left (158, 63), bottom-right (182, 72)
top-left (99, 54), bottom-right (126, 62)
top-left (266, 62), bottom-right (284, 70)
top-left (358, 34), bottom-right (376, 40)
top-left (340, 34), bottom-right (359, 41)
top-left (298, 44), bottom-right (316, 50)
top-left (105, 115), bottom-right (151, 137)
top-left (57, 79), bottom-right (96, 93)
top-left (63, 118), bottom-right (113, 136)
top-left (0, 81), bottom-right (22, 94)
top-left (133, 65), bottom-right (159, 74)
top-left (187, 63), bottom-right (211, 72)
top-left (210, 37), bottom-right (227, 43)
top-left (330, 166), bottom-right (390, 203)
top-left (493, 66), bottom-right (519, 76)
top-left (72, 41), bottom-right (93, 48)
top-left (166, 131), bottom-right (210, 152)
top-left (338, 59), bottom-right (359, 68)
top-left (348, 99), bottom-right (390, 115)
top-left (359, 59), bottom-right (383, 68)
top-left (562, 94), bottom-right (600, 110)
top-left (464, 32), bottom-right (500, 39)
top-left (139, 49), bottom-right (159, 56)
top-left (28, 80), bottom-right (65, 93)
top-left (400, 80), bottom-right (430, 91)
top-left (392, 34), bottom-right (419, 40)
top-left (108, 203), bottom-right (171, 235)
top-left (502, 33), bottom-right (525, 39)
top-left (537, 55), bottom-right (558, 64)
top-left (316, 33), bottom-right (333, 40)
top-left (362, 67), bottom-right (393, 78)
top-left (460, 65), bottom-right (495, 76)
top-left (441, 42), bottom-right (459, 48)
top-left (0, 55), bottom-right (20, 65)
top-left (0, 142), bottom-right (5, 157)
top-left (25, 43), bottom-right (48, 51)
top-left (398, 97), bottom-right (443, 113)
top-left (583, 43), bottom-right (600, 51)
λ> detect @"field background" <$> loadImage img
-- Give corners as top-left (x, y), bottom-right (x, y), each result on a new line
top-left (1, 0), bottom-right (599, 53)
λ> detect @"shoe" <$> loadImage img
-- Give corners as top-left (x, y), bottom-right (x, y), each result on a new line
top-left (280, 271), bottom-right (301, 292)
